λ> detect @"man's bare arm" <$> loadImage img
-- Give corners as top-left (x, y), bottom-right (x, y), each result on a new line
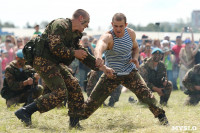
top-left (127, 28), bottom-right (139, 68)
top-left (94, 33), bottom-right (111, 59)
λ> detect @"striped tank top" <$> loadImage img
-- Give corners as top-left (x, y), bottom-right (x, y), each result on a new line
top-left (104, 28), bottom-right (136, 75)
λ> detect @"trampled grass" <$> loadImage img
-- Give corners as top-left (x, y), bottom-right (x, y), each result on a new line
top-left (0, 90), bottom-right (199, 133)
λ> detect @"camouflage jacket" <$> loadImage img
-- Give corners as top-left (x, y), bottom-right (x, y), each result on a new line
top-left (182, 64), bottom-right (200, 90)
top-left (36, 18), bottom-right (98, 70)
top-left (139, 58), bottom-right (167, 90)
top-left (4, 60), bottom-right (35, 91)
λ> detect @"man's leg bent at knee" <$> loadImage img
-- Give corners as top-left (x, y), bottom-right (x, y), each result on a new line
top-left (122, 71), bottom-right (169, 125)
top-left (81, 74), bottom-right (120, 119)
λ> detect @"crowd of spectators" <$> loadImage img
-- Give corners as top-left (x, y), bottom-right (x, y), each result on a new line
top-left (137, 27), bottom-right (200, 91)
top-left (0, 26), bottom-right (199, 94)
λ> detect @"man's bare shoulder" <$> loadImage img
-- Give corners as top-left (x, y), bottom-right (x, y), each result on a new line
top-left (99, 31), bottom-right (113, 41)
top-left (127, 28), bottom-right (136, 38)
top-left (97, 31), bottom-right (113, 50)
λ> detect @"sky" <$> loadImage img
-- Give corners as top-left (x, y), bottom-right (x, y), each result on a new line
top-left (0, 0), bottom-right (200, 31)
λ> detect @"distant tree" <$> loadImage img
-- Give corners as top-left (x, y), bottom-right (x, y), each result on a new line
top-left (127, 23), bottom-right (136, 30)
top-left (25, 22), bottom-right (32, 29)
top-left (146, 23), bottom-right (156, 31)
top-left (3, 22), bottom-right (15, 28)
top-left (159, 22), bottom-right (172, 32)
top-left (0, 21), bottom-right (2, 28)
top-left (40, 21), bottom-right (49, 29)
top-left (136, 24), bottom-right (143, 31)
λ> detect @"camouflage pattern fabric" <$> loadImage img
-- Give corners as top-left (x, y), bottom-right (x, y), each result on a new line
top-left (4, 60), bottom-right (35, 91)
top-left (6, 85), bottom-right (43, 107)
top-left (139, 58), bottom-right (172, 104)
top-left (2, 60), bottom-right (43, 107)
top-left (86, 70), bottom-right (103, 96)
top-left (33, 57), bottom-right (84, 116)
top-left (32, 18), bottom-right (98, 117)
top-left (80, 70), bottom-right (165, 120)
top-left (86, 70), bottom-right (122, 106)
top-left (183, 64), bottom-right (200, 105)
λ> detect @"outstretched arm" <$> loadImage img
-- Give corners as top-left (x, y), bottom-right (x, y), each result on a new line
top-left (128, 29), bottom-right (139, 68)
top-left (94, 33), bottom-right (112, 67)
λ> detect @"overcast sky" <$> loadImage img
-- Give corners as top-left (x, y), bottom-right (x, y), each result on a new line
top-left (1, 0), bottom-right (199, 30)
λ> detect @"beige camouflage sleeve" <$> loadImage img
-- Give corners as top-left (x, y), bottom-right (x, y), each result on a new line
top-left (80, 48), bottom-right (99, 71)
top-left (48, 20), bottom-right (75, 60)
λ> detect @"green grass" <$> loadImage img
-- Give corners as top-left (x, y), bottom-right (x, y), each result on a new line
top-left (0, 90), bottom-right (199, 133)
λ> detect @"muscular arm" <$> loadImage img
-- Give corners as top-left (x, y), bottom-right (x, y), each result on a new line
top-left (94, 33), bottom-right (111, 59)
top-left (127, 28), bottom-right (139, 67)
top-left (130, 30), bottom-right (139, 60)
top-left (80, 32), bottom-right (114, 71)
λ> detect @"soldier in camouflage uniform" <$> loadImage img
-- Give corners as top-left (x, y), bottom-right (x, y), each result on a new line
top-left (0, 49), bottom-right (43, 108)
top-left (139, 48), bottom-right (173, 106)
top-left (14, 9), bottom-right (112, 128)
top-left (80, 13), bottom-right (169, 126)
top-left (183, 64), bottom-right (200, 105)
top-left (86, 70), bottom-right (122, 107)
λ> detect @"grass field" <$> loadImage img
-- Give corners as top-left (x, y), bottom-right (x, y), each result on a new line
top-left (0, 90), bottom-right (199, 133)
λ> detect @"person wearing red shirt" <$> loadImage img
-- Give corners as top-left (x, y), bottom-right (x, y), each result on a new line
top-left (172, 36), bottom-right (185, 90)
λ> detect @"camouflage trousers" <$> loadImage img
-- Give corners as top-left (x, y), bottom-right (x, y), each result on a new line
top-left (6, 85), bottom-right (43, 108)
top-left (161, 81), bottom-right (172, 104)
top-left (86, 70), bottom-right (122, 106)
top-left (33, 57), bottom-right (84, 117)
top-left (81, 69), bottom-right (165, 120)
top-left (156, 81), bottom-right (173, 105)
top-left (184, 93), bottom-right (200, 106)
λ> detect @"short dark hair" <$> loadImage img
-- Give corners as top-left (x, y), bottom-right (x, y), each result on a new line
top-left (34, 24), bottom-right (39, 28)
top-left (73, 9), bottom-right (89, 19)
top-left (176, 36), bottom-right (181, 39)
top-left (112, 13), bottom-right (127, 23)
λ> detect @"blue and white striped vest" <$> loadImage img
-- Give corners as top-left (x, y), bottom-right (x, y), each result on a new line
top-left (105, 28), bottom-right (136, 75)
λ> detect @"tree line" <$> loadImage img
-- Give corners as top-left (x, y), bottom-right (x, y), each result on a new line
top-left (0, 19), bottom-right (198, 32)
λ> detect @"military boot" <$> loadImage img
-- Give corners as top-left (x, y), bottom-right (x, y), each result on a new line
top-left (69, 117), bottom-right (83, 130)
top-left (15, 102), bottom-right (38, 126)
top-left (108, 102), bottom-right (115, 107)
top-left (158, 113), bottom-right (169, 126)
top-left (160, 96), bottom-right (169, 106)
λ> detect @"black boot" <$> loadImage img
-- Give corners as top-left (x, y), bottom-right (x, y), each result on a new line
top-left (160, 96), bottom-right (169, 106)
top-left (108, 102), bottom-right (115, 107)
top-left (158, 113), bottom-right (169, 126)
top-left (69, 117), bottom-right (83, 130)
top-left (15, 102), bottom-right (38, 126)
